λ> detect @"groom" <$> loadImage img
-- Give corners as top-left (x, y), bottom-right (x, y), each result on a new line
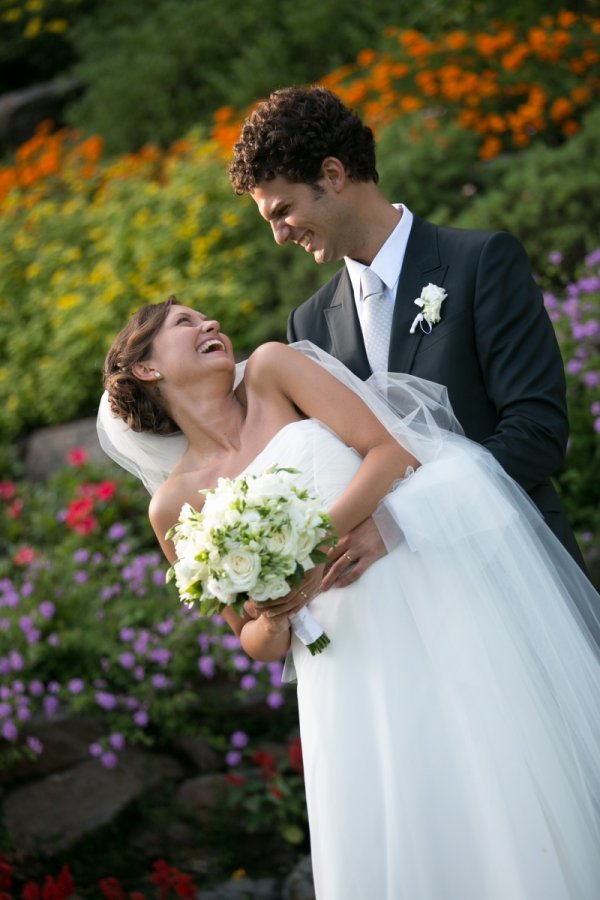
top-left (228, 85), bottom-right (587, 585)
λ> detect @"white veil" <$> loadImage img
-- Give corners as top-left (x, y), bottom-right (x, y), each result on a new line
top-left (96, 340), bottom-right (463, 494)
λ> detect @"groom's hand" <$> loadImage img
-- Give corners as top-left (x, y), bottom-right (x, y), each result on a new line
top-left (321, 517), bottom-right (387, 590)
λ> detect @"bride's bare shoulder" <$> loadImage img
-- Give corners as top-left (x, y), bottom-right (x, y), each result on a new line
top-left (148, 469), bottom-right (205, 539)
top-left (244, 342), bottom-right (301, 385)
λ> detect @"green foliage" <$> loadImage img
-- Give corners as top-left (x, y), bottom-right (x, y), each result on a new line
top-left (65, 0), bottom-right (403, 154)
top-left (0, 0), bottom-right (97, 93)
top-left (452, 105), bottom-right (600, 283)
top-left (377, 113), bottom-right (481, 223)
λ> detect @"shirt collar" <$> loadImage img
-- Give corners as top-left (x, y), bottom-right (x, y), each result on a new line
top-left (345, 204), bottom-right (413, 301)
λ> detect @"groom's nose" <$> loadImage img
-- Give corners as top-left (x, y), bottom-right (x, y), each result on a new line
top-left (271, 219), bottom-right (291, 244)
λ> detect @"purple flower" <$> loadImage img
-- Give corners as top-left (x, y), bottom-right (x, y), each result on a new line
top-left (25, 627), bottom-right (42, 645)
top-left (38, 601), bottom-right (55, 619)
top-left (583, 371), bottom-right (599, 388)
top-left (151, 673), bottom-right (169, 689)
top-left (133, 709), bottom-right (149, 727)
top-left (548, 251), bottom-right (563, 265)
top-left (233, 654), bottom-right (250, 672)
top-left (0, 618), bottom-right (9, 632)
top-left (266, 692), bottom-right (284, 709)
top-left (240, 674), bottom-right (257, 691)
top-left (2, 720), bottom-right (18, 741)
top-left (148, 648), bottom-right (172, 666)
top-left (108, 523), bottom-right (127, 541)
top-left (566, 360), bottom-right (583, 375)
top-left (120, 627), bottom-right (136, 642)
top-left (152, 570), bottom-right (166, 586)
top-left (221, 634), bottom-right (241, 650)
top-left (134, 666), bottom-right (145, 681)
top-left (100, 751), bottom-right (118, 768)
top-left (230, 730), bottom-right (249, 749)
top-left (119, 652), bottom-right (136, 670)
top-left (0, 702), bottom-right (11, 718)
top-left (68, 678), bottom-right (85, 694)
top-left (198, 656), bottom-right (215, 678)
top-left (48, 681), bottom-right (60, 693)
top-left (47, 633), bottom-right (59, 647)
top-left (226, 750), bottom-right (242, 766)
top-left (27, 736), bottom-right (43, 755)
top-left (73, 548), bottom-right (90, 563)
top-left (584, 248), bottom-right (600, 267)
top-left (89, 742), bottom-right (103, 757)
top-left (74, 571), bottom-right (89, 584)
top-left (43, 696), bottom-right (60, 716)
top-left (109, 732), bottom-right (125, 750)
top-left (157, 618), bottom-right (174, 636)
top-left (594, 418), bottom-right (600, 434)
top-left (16, 705), bottom-right (31, 721)
top-left (28, 680), bottom-right (45, 697)
top-left (20, 582), bottom-right (34, 598)
top-left (95, 691), bottom-right (118, 711)
top-left (9, 650), bottom-right (24, 671)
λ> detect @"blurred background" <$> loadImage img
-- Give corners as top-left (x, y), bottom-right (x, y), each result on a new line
top-left (1, 0), bottom-right (598, 895)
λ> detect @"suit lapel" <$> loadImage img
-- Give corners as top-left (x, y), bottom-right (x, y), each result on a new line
top-left (323, 269), bottom-right (372, 380)
top-left (388, 216), bottom-right (448, 374)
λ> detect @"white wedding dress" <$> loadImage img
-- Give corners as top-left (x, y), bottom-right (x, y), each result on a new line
top-left (241, 418), bottom-right (600, 900)
top-left (98, 343), bottom-right (600, 900)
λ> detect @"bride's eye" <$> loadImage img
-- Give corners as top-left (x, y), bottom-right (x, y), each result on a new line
top-left (175, 314), bottom-right (192, 325)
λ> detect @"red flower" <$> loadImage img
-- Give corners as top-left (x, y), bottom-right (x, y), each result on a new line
top-left (225, 773), bottom-right (247, 786)
top-left (0, 856), bottom-right (12, 890)
top-left (150, 861), bottom-right (196, 900)
top-left (0, 481), bottom-right (17, 501)
top-left (269, 785), bottom-right (284, 800)
top-left (251, 749), bottom-right (277, 778)
top-left (99, 877), bottom-right (125, 900)
top-left (65, 497), bottom-right (98, 535)
top-left (8, 498), bottom-right (24, 519)
top-left (66, 448), bottom-right (88, 466)
top-left (288, 736), bottom-right (304, 773)
top-left (130, 893), bottom-right (146, 900)
top-left (95, 480), bottom-right (117, 501)
top-left (13, 546), bottom-right (35, 566)
top-left (22, 883), bottom-right (41, 900)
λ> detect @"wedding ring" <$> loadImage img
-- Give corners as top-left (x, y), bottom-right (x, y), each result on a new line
top-left (344, 553), bottom-right (354, 564)
top-left (299, 590), bottom-right (308, 600)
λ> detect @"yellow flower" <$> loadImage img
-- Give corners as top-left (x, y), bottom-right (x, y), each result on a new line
top-left (25, 262), bottom-right (42, 279)
top-left (25, 0), bottom-right (44, 11)
top-left (57, 292), bottom-right (82, 310)
top-left (45, 18), bottom-right (69, 33)
top-left (1, 8), bottom-right (23, 22)
top-left (24, 15), bottom-right (42, 38)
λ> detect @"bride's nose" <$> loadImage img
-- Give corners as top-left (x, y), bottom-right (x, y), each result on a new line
top-left (201, 318), bottom-right (220, 334)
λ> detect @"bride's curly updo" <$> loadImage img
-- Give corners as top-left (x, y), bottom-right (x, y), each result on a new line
top-left (103, 296), bottom-right (179, 435)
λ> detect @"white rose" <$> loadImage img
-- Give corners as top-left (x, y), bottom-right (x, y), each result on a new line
top-left (220, 545), bottom-right (261, 593)
top-left (251, 575), bottom-right (291, 603)
top-left (295, 528), bottom-right (320, 567)
top-left (264, 523), bottom-right (298, 557)
top-left (416, 283), bottom-right (447, 324)
top-left (205, 574), bottom-right (234, 605)
top-left (173, 555), bottom-right (206, 596)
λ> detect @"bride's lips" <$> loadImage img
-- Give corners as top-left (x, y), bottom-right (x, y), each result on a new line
top-left (195, 337), bottom-right (226, 355)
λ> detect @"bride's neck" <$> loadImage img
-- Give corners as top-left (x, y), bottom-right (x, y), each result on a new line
top-left (170, 388), bottom-right (246, 456)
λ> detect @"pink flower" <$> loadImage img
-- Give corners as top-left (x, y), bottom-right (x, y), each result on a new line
top-left (66, 447), bottom-right (88, 466)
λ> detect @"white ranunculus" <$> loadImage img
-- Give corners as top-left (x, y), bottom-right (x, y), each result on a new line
top-left (220, 546), bottom-right (262, 593)
top-left (173, 555), bottom-right (205, 596)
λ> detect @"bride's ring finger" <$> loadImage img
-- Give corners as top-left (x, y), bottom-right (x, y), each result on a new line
top-left (343, 552), bottom-right (355, 565)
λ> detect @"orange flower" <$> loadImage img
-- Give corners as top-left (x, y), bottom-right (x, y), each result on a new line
top-left (561, 120), bottom-right (580, 136)
top-left (570, 85), bottom-right (590, 105)
top-left (557, 10), bottom-right (577, 29)
top-left (357, 49), bottom-right (376, 68)
top-left (445, 31), bottom-right (469, 51)
top-left (550, 97), bottom-right (574, 122)
top-left (479, 136), bottom-right (502, 160)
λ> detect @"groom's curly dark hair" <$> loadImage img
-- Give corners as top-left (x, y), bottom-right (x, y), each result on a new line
top-left (229, 85), bottom-right (378, 193)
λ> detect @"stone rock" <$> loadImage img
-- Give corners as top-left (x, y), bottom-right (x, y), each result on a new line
top-left (0, 78), bottom-right (84, 152)
top-left (23, 416), bottom-right (112, 481)
top-left (175, 772), bottom-right (232, 830)
top-left (198, 876), bottom-right (282, 900)
top-left (177, 734), bottom-right (222, 773)
top-left (2, 748), bottom-right (182, 858)
top-left (282, 856), bottom-right (315, 900)
top-left (0, 712), bottom-right (105, 785)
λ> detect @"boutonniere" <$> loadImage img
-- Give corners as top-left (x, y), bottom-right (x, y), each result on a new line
top-left (409, 283), bottom-right (447, 334)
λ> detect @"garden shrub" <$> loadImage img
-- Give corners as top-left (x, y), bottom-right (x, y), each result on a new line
top-left (65, 0), bottom-right (404, 154)
top-left (452, 104), bottom-right (600, 283)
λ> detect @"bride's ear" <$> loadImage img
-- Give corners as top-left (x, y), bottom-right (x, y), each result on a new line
top-left (132, 362), bottom-right (162, 382)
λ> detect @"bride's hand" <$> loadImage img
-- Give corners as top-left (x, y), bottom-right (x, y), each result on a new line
top-left (245, 564), bottom-right (325, 622)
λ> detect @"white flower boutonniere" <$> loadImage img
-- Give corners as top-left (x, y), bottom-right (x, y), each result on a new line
top-left (409, 283), bottom-right (447, 334)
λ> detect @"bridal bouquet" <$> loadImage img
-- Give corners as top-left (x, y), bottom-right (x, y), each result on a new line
top-left (166, 465), bottom-right (336, 655)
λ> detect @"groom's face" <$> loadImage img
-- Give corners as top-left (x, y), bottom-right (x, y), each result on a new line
top-left (252, 174), bottom-right (348, 265)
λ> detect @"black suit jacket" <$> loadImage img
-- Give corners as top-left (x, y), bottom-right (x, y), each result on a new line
top-left (288, 214), bottom-right (585, 568)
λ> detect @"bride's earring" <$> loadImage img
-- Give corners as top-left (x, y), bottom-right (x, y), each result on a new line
top-left (153, 372), bottom-right (161, 379)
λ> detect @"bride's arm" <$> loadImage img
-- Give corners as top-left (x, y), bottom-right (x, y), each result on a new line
top-left (246, 342), bottom-right (418, 540)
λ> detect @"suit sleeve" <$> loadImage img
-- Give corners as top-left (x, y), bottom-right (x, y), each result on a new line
top-left (473, 231), bottom-right (569, 491)
top-left (287, 308), bottom-right (299, 343)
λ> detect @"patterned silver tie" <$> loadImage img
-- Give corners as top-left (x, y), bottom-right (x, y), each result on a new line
top-left (360, 267), bottom-right (392, 372)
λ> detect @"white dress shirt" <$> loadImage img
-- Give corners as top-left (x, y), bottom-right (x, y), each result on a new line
top-left (345, 204), bottom-right (413, 336)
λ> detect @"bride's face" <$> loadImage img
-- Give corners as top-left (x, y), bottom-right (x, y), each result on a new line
top-left (144, 304), bottom-right (235, 384)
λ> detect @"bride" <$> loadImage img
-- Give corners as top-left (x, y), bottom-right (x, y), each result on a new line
top-left (98, 296), bottom-right (600, 900)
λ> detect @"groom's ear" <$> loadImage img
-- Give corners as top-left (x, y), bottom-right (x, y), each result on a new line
top-left (320, 157), bottom-right (347, 193)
